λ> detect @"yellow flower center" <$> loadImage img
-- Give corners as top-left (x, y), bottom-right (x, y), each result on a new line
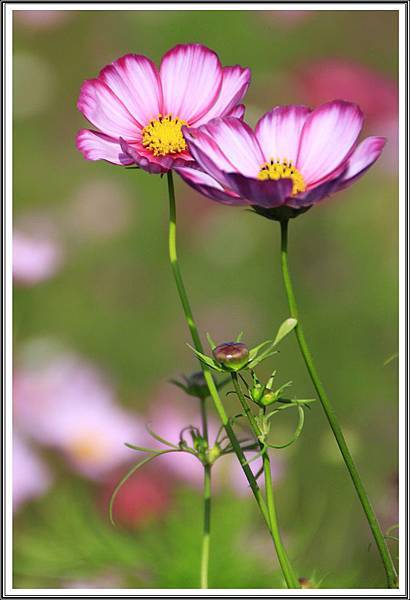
top-left (142, 114), bottom-right (187, 156)
top-left (70, 436), bottom-right (107, 463)
top-left (257, 158), bottom-right (306, 195)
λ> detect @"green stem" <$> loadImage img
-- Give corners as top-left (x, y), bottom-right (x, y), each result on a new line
top-left (263, 453), bottom-right (299, 588)
top-left (167, 172), bottom-right (271, 531)
top-left (231, 373), bottom-right (260, 440)
top-left (279, 218), bottom-right (397, 589)
top-left (201, 464), bottom-right (211, 589)
top-left (231, 373), bottom-right (299, 589)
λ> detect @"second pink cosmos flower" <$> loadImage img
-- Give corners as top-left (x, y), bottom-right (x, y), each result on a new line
top-left (76, 44), bottom-right (250, 174)
top-left (178, 101), bottom-right (385, 214)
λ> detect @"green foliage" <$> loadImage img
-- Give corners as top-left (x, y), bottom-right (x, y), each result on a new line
top-left (14, 482), bottom-right (281, 589)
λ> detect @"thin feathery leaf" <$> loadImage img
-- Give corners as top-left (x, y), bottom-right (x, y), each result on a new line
top-left (145, 423), bottom-right (179, 449)
top-left (248, 340), bottom-right (272, 361)
top-left (124, 442), bottom-right (163, 453)
top-left (109, 450), bottom-right (179, 526)
top-left (168, 378), bottom-right (188, 392)
top-left (266, 406), bottom-right (305, 449)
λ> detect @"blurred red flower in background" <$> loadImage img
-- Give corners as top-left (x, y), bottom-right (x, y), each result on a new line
top-left (295, 59), bottom-right (397, 124)
top-left (99, 465), bottom-right (173, 529)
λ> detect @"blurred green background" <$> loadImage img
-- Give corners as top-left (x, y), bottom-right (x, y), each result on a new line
top-left (13, 8), bottom-right (398, 590)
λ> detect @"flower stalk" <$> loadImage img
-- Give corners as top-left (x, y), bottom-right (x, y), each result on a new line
top-left (201, 463), bottom-right (211, 589)
top-left (279, 218), bottom-right (397, 589)
top-left (167, 171), bottom-right (299, 588)
top-left (231, 372), bottom-right (299, 589)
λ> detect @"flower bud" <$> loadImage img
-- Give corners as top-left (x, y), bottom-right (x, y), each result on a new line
top-left (212, 342), bottom-right (250, 371)
top-left (186, 371), bottom-right (209, 399)
top-left (207, 443), bottom-right (221, 464)
top-left (250, 382), bottom-right (264, 404)
top-left (261, 390), bottom-right (277, 406)
top-left (298, 577), bottom-right (314, 589)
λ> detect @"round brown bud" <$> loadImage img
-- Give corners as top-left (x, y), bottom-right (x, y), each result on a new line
top-left (212, 342), bottom-right (249, 371)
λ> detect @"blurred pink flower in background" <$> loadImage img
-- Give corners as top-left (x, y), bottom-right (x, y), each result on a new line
top-left (295, 59), bottom-right (398, 173)
top-left (14, 10), bottom-right (72, 30)
top-left (14, 344), bottom-right (144, 480)
top-left (13, 432), bottom-right (52, 512)
top-left (13, 229), bottom-right (63, 285)
top-left (296, 59), bottom-right (397, 123)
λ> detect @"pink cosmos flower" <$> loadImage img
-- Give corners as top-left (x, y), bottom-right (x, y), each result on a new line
top-left (13, 229), bottom-right (63, 285)
top-left (13, 432), bottom-right (52, 511)
top-left (76, 44), bottom-right (250, 174)
top-left (14, 351), bottom-right (144, 480)
top-left (177, 101), bottom-right (386, 216)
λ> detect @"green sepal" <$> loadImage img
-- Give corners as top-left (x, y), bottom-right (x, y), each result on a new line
top-left (248, 339), bottom-right (272, 361)
top-left (186, 344), bottom-right (225, 372)
top-left (272, 317), bottom-right (298, 347)
top-left (206, 332), bottom-right (216, 350)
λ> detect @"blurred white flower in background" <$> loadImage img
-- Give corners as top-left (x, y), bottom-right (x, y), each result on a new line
top-left (13, 229), bottom-right (63, 285)
top-left (13, 432), bottom-right (52, 512)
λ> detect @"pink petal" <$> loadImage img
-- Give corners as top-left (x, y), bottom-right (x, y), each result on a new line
top-left (297, 100), bottom-right (364, 186)
top-left (119, 138), bottom-right (192, 174)
top-left (228, 104), bottom-right (245, 119)
top-left (176, 166), bottom-right (245, 206)
top-left (286, 174), bottom-right (345, 208)
top-left (76, 129), bottom-right (134, 165)
top-left (99, 54), bottom-right (163, 128)
top-left (224, 172), bottom-right (293, 207)
top-left (339, 136), bottom-right (386, 188)
top-left (193, 66), bottom-right (251, 125)
top-left (160, 44), bottom-right (223, 123)
top-left (192, 117), bottom-right (264, 177)
top-left (183, 125), bottom-right (238, 188)
top-left (77, 78), bottom-right (139, 140)
top-left (255, 105), bottom-right (311, 164)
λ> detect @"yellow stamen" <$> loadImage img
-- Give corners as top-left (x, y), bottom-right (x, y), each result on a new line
top-left (142, 114), bottom-right (187, 156)
top-left (257, 157), bottom-right (306, 195)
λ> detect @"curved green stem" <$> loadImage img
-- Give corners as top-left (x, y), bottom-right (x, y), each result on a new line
top-left (201, 464), bottom-right (211, 589)
top-left (231, 373), bottom-right (299, 589)
top-left (167, 172), bottom-right (272, 542)
top-left (279, 218), bottom-right (397, 589)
